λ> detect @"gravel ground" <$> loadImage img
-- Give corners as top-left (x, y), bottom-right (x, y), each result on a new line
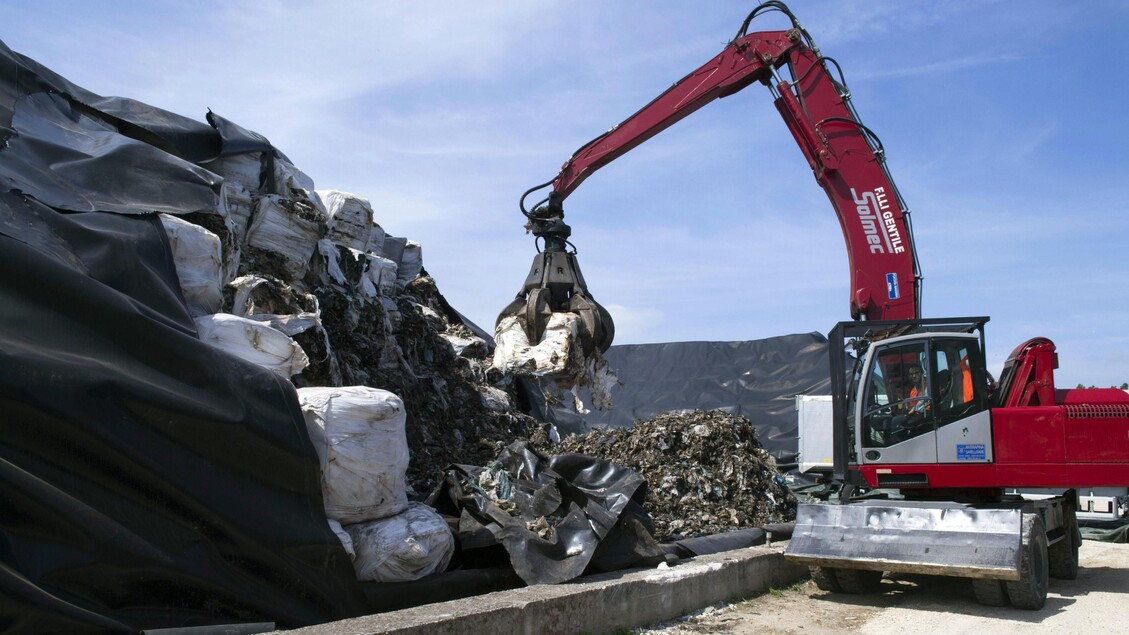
top-left (639, 540), bottom-right (1129, 634)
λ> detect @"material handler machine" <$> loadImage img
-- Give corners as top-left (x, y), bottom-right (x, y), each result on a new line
top-left (499, 2), bottom-right (1129, 610)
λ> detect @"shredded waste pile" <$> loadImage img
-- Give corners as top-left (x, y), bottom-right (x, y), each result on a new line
top-left (542, 410), bottom-right (797, 540)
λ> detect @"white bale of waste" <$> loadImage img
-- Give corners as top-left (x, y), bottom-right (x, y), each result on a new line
top-left (159, 214), bottom-right (223, 317)
top-left (298, 386), bottom-right (409, 524)
top-left (245, 194), bottom-right (323, 279)
top-left (194, 313), bottom-right (309, 376)
top-left (319, 190), bottom-right (373, 253)
top-left (382, 236), bottom-right (422, 288)
top-left (209, 153), bottom-right (262, 193)
top-left (493, 313), bottom-right (578, 377)
top-left (396, 240), bottom-right (423, 287)
top-left (344, 502), bottom-right (454, 583)
top-left (273, 155), bottom-right (318, 199)
top-left (350, 250), bottom-right (398, 300)
top-left (369, 254), bottom-right (398, 296)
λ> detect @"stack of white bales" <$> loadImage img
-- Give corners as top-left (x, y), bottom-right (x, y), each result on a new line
top-left (159, 151), bottom-right (452, 581)
top-left (298, 386), bottom-right (453, 582)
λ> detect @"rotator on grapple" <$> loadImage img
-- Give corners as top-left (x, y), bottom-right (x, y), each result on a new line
top-left (496, 185), bottom-right (614, 357)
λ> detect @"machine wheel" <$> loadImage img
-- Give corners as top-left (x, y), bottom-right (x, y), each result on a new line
top-left (1049, 504), bottom-right (1079, 580)
top-left (1006, 513), bottom-right (1049, 610)
top-left (834, 568), bottom-right (884, 594)
top-left (809, 566), bottom-right (841, 592)
top-left (972, 578), bottom-right (1008, 607)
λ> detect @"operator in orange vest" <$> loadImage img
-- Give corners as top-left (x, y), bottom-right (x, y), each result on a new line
top-left (904, 364), bottom-right (929, 414)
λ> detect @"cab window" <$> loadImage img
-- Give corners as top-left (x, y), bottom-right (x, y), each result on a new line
top-left (931, 339), bottom-right (984, 422)
top-left (861, 342), bottom-right (931, 448)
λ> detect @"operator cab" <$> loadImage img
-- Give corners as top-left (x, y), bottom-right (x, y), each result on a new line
top-left (850, 331), bottom-right (992, 466)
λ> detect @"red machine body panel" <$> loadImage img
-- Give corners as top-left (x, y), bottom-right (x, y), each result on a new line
top-left (858, 400), bottom-right (1129, 490)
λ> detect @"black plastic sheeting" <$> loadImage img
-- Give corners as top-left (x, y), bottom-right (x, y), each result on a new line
top-left (0, 39), bottom-right (288, 218)
top-left (427, 441), bottom-right (669, 585)
top-left (1, 40), bottom-right (368, 632)
top-left (522, 334), bottom-right (833, 471)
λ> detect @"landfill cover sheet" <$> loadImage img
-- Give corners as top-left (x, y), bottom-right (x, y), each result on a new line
top-left (0, 40), bottom-right (366, 632)
top-left (521, 334), bottom-right (833, 471)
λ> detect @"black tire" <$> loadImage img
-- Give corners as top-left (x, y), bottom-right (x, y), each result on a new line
top-left (1006, 513), bottom-right (1049, 610)
top-left (810, 566), bottom-right (841, 592)
top-left (834, 568), bottom-right (884, 594)
top-left (972, 578), bottom-right (1008, 607)
top-left (1049, 505), bottom-right (1079, 580)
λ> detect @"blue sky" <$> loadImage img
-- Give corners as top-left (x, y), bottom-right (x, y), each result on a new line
top-left (6, 1), bottom-right (1128, 387)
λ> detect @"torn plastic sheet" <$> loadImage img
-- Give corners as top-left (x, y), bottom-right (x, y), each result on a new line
top-left (426, 441), bottom-right (668, 585)
top-left (320, 189), bottom-right (375, 253)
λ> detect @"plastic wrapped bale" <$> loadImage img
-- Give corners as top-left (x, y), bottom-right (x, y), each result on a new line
top-left (273, 155), bottom-right (319, 201)
top-left (298, 386), bottom-right (409, 524)
top-left (208, 152), bottom-right (263, 194)
top-left (229, 274), bottom-right (319, 318)
top-left (194, 313), bottom-right (309, 377)
top-left (344, 502), bottom-right (454, 583)
top-left (382, 236), bottom-right (422, 288)
top-left (319, 190), bottom-right (374, 253)
top-left (159, 214), bottom-right (223, 316)
top-left (396, 240), bottom-right (423, 287)
top-left (493, 313), bottom-right (579, 378)
top-left (350, 250), bottom-right (397, 300)
top-left (245, 194), bottom-right (324, 279)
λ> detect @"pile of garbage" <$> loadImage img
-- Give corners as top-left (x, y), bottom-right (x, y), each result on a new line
top-left (544, 410), bottom-right (797, 540)
top-left (163, 150), bottom-right (537, 496)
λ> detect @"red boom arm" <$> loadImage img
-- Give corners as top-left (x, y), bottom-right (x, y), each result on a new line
top-left (547, 24), bottom-right (921, 321)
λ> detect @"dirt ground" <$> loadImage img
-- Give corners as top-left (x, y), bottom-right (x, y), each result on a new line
top-left (640, 540), bottom-right (1129, 634)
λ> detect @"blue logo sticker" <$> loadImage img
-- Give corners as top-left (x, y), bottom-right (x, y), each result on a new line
top-left (886, 273), bottom-right (900, 300)
top-left (956, 444), bottom-right (986, 461)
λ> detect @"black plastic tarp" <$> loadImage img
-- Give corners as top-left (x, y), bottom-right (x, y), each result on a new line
top-left (522, 334), bottom-right (833, 471)
top-left (427, 441), bottom-right (668, 585)
top-left (1, 40), bottom-right (367, 632)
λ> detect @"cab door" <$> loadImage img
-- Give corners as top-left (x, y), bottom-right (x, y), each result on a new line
top-left (856, 334), bottom-right (991, 466)
top-left (857, 338), bottom-right (937, 464)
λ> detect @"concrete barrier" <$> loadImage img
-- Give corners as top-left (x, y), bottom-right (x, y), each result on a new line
top-left (281, 543), bottom-right (807, 635)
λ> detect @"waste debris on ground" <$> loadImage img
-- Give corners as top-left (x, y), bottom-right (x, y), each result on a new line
top-left (541, 410), bottom-right (798, 541)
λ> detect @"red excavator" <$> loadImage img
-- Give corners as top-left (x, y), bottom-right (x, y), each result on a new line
top-left (498, 1), bottom-right (1129, 610)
